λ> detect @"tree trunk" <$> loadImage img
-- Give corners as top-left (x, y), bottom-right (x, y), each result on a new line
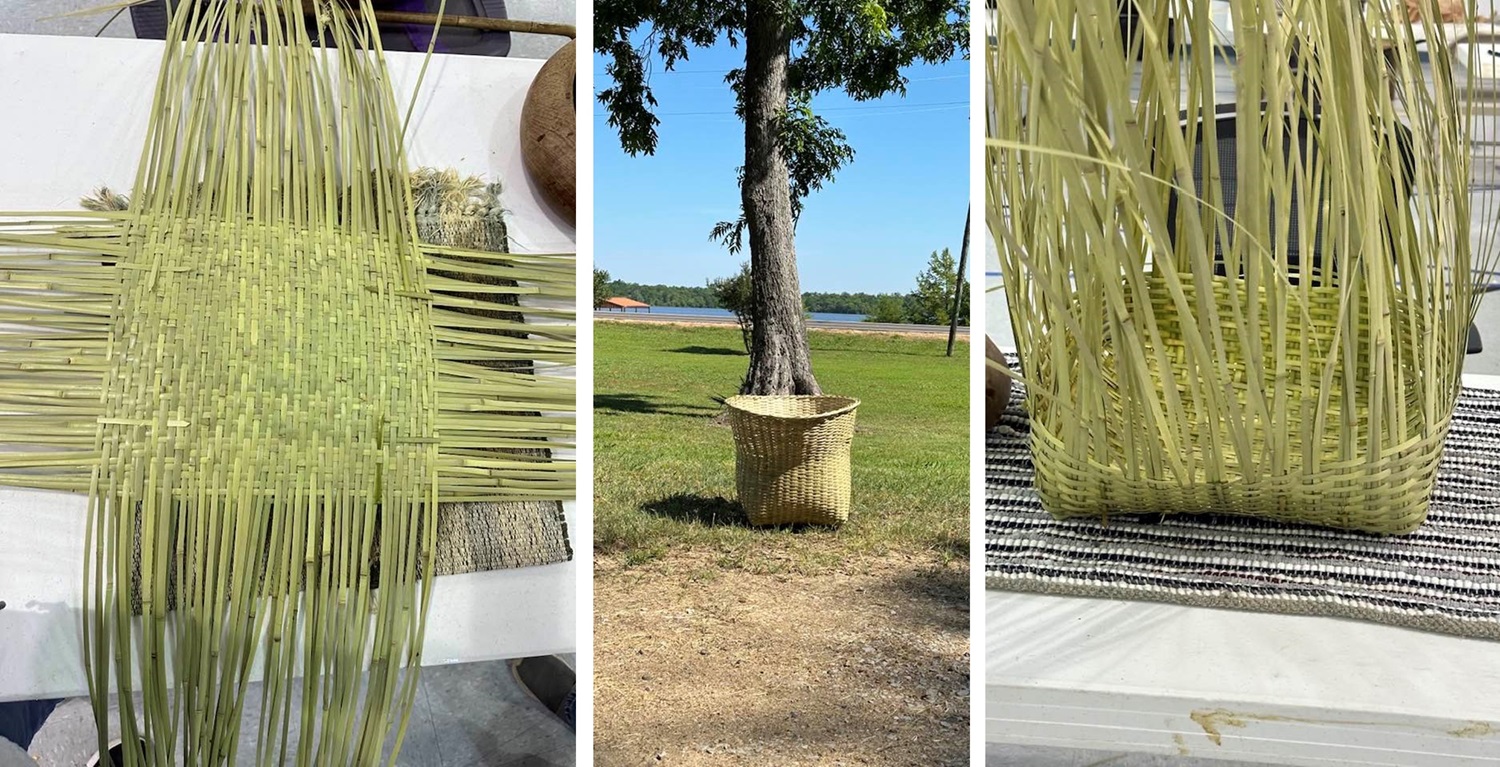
top-left (739, 0), bottom-right (821, 396)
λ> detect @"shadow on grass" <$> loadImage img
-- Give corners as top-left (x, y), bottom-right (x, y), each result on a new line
top-left (595, 393), bottom-right (718, 417)
top-left (641, 493), bottom-right (749, 527)
top-left (641, 494), bottom-right (841, 536)
top-left (806, 344), bottom-right (970, 360)
top-left (874, 560), bottom-right (971, 634)
top-left (930, 533), bottom-right (968, 562)
top-left (668, 345), bottom-right (745, 356)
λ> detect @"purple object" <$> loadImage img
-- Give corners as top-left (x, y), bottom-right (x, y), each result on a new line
top-left (388, 0), bottom-right (439, 52)
top-left (129, 0), bottom-right (512, 57)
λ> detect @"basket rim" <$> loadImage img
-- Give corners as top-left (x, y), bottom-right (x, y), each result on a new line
top-left (723, 394), bottom-right (860, 420)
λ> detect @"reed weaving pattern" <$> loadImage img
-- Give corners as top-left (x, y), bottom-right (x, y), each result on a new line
top-left (0, 1), bottom-right (574, 764)
top-left (988, 0), bottom-right (1500, 534)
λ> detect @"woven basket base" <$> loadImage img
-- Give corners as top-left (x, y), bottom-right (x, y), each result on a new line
top-left (1025, 276), bottom-right (1449, 535)
top-left (986, 386), bottom-right (1500, 640)
top-left (1030, 418), bottom-right (1448, 535)
top-left (737, 462), bottom-right (852, 527)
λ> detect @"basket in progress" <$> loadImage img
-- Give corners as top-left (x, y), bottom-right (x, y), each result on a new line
top-left (0, 2), bottom-right (575, 762)
top-left (1027, 276), bottom-right (1441, 533)
top-left (988, 0), bottom-right (1499, 535)
top-left (725, 395), bottom-right (860, 526)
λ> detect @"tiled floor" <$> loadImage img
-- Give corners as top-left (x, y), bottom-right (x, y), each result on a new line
top-left (0, 737), bottom-right (28, 767)
top-left (416, 658), bottom-right (575, 767)
top-left (24, 658), bottom-right (575, 766)
top-left (0, 0), bottom-right (132, 37)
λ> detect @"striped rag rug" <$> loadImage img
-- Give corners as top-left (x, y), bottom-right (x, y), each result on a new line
top-left (986, 385), bottom-right (1500, 640)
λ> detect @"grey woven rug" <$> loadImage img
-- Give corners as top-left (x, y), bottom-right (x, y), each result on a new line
top-left (413, 169), bottom-right (573, 575)
top-left (986, 384), bottom-right (1500, 640)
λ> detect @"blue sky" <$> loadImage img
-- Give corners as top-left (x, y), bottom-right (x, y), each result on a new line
top-left (593, 38), bottom-right (969, 295)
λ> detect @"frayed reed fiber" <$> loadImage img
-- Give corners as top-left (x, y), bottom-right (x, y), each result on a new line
top-left (0, 1), bottom-right (574, 764)
top-left (988, 0), bottom-right (1499, 534)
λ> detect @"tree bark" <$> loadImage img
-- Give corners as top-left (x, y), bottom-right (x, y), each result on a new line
top-left (739, 0), bottom-right (821, 395)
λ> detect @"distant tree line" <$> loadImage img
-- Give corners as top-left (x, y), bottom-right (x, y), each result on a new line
top-left (596, 248), bottom-right (968, 329)
top-left (718, 248), bottom-right (968, 328)
top-left (597, 276), bottom-right (903, 316)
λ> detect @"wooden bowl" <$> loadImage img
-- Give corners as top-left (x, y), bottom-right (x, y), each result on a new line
top-left (520, 40), bottom-right (576, 223)
top-left (986, 336), bottom-right (1012, 431)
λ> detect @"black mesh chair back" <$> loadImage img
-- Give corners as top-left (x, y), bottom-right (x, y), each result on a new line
top-left (130, 0), bottom-right (513, 57)
top-left (1167, 103), bottom-right (1416, 284)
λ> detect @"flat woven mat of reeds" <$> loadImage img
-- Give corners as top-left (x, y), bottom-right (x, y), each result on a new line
top-left (986, 383), bottom-right (1500, 640)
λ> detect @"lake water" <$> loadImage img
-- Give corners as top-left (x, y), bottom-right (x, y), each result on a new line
top-left (607, 305), bottom-right (868, 323)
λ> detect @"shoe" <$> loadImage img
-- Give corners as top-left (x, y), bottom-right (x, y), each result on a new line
top-left (509, 656), bottom-right (575, 731)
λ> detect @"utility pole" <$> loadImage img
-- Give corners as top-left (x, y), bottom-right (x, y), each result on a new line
top-left (946, 210), bottom-right (970, 357)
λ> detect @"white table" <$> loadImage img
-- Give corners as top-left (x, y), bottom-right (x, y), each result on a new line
top-left (0, 33), bottom-right (577, 703)
top-left (986, 576), bottom-right (1500, 765)
top-left (985, 239), bottom-right (1500, 764)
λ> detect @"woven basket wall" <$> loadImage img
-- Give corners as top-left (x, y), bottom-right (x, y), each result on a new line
top-left (1027, 276), bottom-right (1443, 534)
top-left (988, 0), bottom-right (1489, 536)
top-left (725, 395), bottom-right (859, 526)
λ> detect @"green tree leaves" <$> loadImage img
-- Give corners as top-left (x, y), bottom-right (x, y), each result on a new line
top-left (865, 295), bottom-right (908, 323)
top-left (600, 276), bottom-right (901, 316)
top-left (709, 262), bottom-right (756, 351)
top-left (858, 248), bottom-right (968, 326)
top-left (594, 268), bottom-right (613, 308)
top-left (905, 247), bottom-right (966, 326)
top-left (596, 0), bottom-right (968, 238)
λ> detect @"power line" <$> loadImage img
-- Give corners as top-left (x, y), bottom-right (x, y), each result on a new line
top-left (594, 99), bottom-right (968, 118)
top-left (595, 67), bottom-right (967, 83)
top-left (646, 70), bottom-right (967, 82)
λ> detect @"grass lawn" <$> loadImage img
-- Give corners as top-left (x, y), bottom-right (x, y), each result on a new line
top-left (594, 320), bottom-right (969, 571)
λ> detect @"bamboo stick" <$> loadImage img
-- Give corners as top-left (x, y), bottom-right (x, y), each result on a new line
top-left (303, 0), bottom-right (575, 38)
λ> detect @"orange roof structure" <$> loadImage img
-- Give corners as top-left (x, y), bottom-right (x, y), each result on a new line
top-left (599, 296), bottom-right (651, 310)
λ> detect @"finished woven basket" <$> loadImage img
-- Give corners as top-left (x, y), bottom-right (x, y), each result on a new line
top-left (725, 395), bottom-right (860, 526)
top-left (988, 0), bottom-right (1499, 535)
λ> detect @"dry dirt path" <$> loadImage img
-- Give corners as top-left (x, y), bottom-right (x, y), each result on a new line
top-left (595, 551), bottom-right (970, 767)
